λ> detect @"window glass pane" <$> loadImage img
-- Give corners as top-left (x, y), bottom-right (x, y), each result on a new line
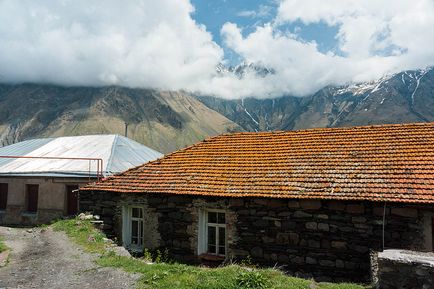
top-left (208, 212), bottom-right (217, 223)
top-left (132, 208), bottom-right (141, 218)
top-left (138, 220), bottom-right (143, 246)
top-left (208, 244), bottom-right (216, 254)
top-left (131, 220), bottom-right (138, 244)
top-left (207, 226), bottom-right (216, 253)
top-left (218, 227), bottom-right (225, 246)
top-left (217, 213), bottom-right (225, 224)
top-left (219, 246), bottom-right (225, 255)
top-left (0, 183), bottom-right (7, 210)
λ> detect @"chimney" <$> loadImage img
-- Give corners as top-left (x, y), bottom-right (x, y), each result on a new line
top-left (124, 122), bottom-right (129, 138)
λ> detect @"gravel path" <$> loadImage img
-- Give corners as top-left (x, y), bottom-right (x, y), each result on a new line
top-left (0, 226), bottom-right (138, 289)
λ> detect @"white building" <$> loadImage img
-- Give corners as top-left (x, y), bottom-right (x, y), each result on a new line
top-left (0, 135), bottom-right (163, 225)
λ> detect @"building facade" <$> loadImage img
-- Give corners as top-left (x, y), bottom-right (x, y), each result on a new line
top-left (0, 134), bottom-right (162, 225)
top-left (80, 122), bottom-right (434, 281)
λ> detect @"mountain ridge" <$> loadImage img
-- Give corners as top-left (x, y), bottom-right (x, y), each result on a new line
top-left (0, 67), bottom-right (433, 153)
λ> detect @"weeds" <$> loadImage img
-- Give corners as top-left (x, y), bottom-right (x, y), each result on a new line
top-left (0, 236), bottom-right (7, 253)
top-left (52, 218), bottom-right (368, 289)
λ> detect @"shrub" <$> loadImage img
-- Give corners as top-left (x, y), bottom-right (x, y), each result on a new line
top-left (236, 270), bottom-right (268, 289)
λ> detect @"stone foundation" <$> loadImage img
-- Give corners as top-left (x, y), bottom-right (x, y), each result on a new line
top-left (80, 190), bottom-right (432, 282)
top-left (375, 249), bottom-right (434, 288)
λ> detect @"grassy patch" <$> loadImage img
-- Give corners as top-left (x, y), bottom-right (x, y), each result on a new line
top-left (52, 218), bottom-right (106, 254)
top-left (53, 218), bottom-right (367, 289)
top-left (0, 236), bottom-right (7, 253)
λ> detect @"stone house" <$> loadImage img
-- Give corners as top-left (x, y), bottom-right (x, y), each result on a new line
top-left (80, 122), bottom-right (434, 282)
top-left (0, 134), bottom-right (162, 225)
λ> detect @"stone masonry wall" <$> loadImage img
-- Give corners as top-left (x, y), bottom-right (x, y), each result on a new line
top-left (375, 249), bottom-right (434, 288)
top-left (79, 190), bottom-right (431, 282)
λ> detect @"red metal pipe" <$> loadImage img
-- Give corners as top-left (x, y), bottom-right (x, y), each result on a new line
top-left (0, 155), bottom-right (104, 181)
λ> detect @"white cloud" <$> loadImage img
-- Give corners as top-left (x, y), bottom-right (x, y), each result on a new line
top-left (215, 0), bottom-right (434, 97)
top-left (237, 5), bottom-right (273, 19)
top-left (0, 0), bottom-right (434, 99)
top-left (0, 0), bottom-right (223, 91)
top-left (276, 0), bottom-right (434, 60)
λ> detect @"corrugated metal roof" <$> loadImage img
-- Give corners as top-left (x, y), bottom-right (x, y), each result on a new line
top-left (0, 135), bottom-right (163, 177)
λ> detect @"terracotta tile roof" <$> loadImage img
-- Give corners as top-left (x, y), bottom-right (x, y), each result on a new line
top-left (82, 122), bottom-right (434, 204)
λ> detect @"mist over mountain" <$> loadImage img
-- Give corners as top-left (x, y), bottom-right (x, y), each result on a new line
top-left (0, 67), bottom-right (433, 153)
top-left (197, 67), bottom-right (434, 132)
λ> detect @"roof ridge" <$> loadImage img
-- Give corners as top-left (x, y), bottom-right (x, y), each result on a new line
top-left (212, 121), bottom-right (434, 138)
top-left (104, 134), bottom-right (118, 175)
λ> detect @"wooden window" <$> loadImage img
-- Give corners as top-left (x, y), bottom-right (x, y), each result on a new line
top-left (26, 184), bottom-right (39, 213)
top-left (66, 185), bottom-right (79, 216)
top-left (122, 206), bottom-right (145, 251)
top-left (198, 210), bottom-right (226, 256)
top-left (0, 183), bottom-right (7, 210)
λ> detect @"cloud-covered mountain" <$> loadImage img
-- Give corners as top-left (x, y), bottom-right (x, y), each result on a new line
top-left (0, 67), bottom-right (432, 154)
top-left (197, 67), bottom-right (434, 131)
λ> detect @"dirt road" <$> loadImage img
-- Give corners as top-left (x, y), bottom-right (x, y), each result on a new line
top-left (0, 226), bottom-right (138, 289)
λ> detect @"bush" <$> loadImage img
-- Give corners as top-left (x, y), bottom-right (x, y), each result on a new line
top-left (142, 247), bottom-right (172, 263)
top-left (236, 270), bottom-right (268, 289)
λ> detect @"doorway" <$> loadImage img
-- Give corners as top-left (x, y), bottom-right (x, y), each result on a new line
top-left (66, 185), bottom-right (79, 216)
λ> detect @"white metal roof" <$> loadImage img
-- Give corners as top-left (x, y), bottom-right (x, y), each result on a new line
top-left (0, 135), bottom-right (163, 177)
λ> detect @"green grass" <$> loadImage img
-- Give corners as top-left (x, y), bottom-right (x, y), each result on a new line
top-left (52, 218), bottom-right (368, 289)
top-left (0, 236), bottom-right (7, 253)
top-left (52, 218), bottom-right (106, 254)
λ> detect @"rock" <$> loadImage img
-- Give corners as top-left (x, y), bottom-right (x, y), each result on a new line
top-left (293, 211), bottom-right (312, 218)
top-left (352, 216), bottom-right (367, 223)
top-left (391, 208), bottom-right (418, 218)
top-left (250, 246), bottom-right (263, 258)
top-left (318, 223), bottom-right (329, 231)
top-left (319, 260), bottom-right (335, 267)
top-left (291, 256), bottom-right (304, 265)
top-left (278, 254), bottom-right (290, 263)
top-left (305, 222), bottom-right (318, 230)
top-left (78, 213), bottom-right (94, 220)
top-left (328, 201), bottom-right (346, 211)
top-left (336, 259), bottom-right (345, 268)
top-left (289, 233), bottom-right (299, 245)
top-left (300, 200), bottom-right (321, 210)
top-left (110, 246), bottom-right (132, 258)
top-left (306, 257), bottom-right (317, 264)
top-left (346, 204), bottom-right (364, 214)
top-left (287, 201), bottom-right (300, 208)
top-left (316, 214), bottom-right (329, 220)
top-left (308, 240), bottom-right (320, 248)
top-left (331, 241), bottom-right (347, 249)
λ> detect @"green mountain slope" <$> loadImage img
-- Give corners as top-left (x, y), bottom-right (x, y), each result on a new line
top-left (0, 84), bottom-right (241, 153)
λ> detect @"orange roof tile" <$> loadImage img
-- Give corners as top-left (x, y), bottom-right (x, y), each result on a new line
top-left (82, 122), bottom-right (434, 204)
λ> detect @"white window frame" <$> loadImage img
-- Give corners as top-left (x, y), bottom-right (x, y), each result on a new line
top-left (122, 206), bottom-right (145, 252)
top-left (198, 209), bottom-right (227, 256)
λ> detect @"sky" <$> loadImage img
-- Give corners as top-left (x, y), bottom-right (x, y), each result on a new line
top-left (0, 0), bottom-right (434, 99)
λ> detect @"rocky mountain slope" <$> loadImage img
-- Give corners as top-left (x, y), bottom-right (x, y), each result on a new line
top-left (0, 67), bottom-right (432, 154)
top-left (0, 84), bottom-right (241, 153)
top-left (197, 67), bottom-right (434, 131)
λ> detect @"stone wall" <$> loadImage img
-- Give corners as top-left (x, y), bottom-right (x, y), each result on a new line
top-left (79, 190), bottom-right (432, 282)
top-left (375, 249), bottom-right (434, 288)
